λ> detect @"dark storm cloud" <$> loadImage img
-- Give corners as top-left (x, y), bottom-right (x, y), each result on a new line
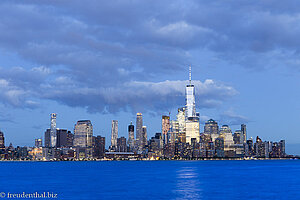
top-left (0, 1), bottom-right (298, 113)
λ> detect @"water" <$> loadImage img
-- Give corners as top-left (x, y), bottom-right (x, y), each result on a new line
top-left (0, 160), bottom-right (299, 199)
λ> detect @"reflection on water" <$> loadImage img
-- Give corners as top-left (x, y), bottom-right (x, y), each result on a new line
top-left (174, 166), bottom-right (202, 199)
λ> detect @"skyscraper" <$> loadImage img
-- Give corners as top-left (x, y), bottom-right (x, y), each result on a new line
top-left (141, 126), bottom-right (147, 150)
top-left (73, 120), bottom-right (93, 147)
top-left (136, 113), bottom-right (143, 150)
top-left (0, 131), bottom-right (4, 151)
top-left (35, 138), bottom-right (42, 147)
top-left (128, 122), bottom-right (134, 150)
top-left (111, 120), bottom-right (118, 148)
top-left (241, 124), bottom-right (247, 143)
top-left (185, 66), bottom-right (196, 120)
top-left (185, 66), bottom-right (200, 144)
top-left (117, 137), bottom-right (127, 152)
top-left (44, 129), bottom-right (51, 147)
top-left (162, 115), bottom-right (170, 144)
top-left (186, 118), bottom-right (200, 144)
top-left (204, 119), bottom-right (219, 135)
top-left (93, 136), bottom-right (105, 159)
top-left (50, 113), bottom-right (57, 147)
top-left (56, 129), bottom-right (73, 148)
top-left (170, 120), bottom-right (179, 144)
top-left (177, 107), bottom-right (186, 134)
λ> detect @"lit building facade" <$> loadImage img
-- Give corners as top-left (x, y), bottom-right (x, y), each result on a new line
top-left (128, 122), bottom-right (134, 151)
top-left (186, 118), bottom-right (200, 144)
top-left (111, 120), bottom-right (118, 148)
top-left (162, 115), bottom-right (170, 144)
top-left (73, 120), bottom-right (93, 148)
top-left (50, 113), bottom-right (57, 147)
top-left (185, 66), bottom-right (196, 120)
top-left (136, 113), bottom-right (143, 151)
top-left (35, 138), bottom-right (42, 147)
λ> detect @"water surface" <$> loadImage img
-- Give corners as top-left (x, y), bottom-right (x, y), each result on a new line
top-left (0, 160), bottom-right (299, 199)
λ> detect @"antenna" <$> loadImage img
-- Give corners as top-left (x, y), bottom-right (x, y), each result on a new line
top-left (189, 65), bottom-right (192, 85)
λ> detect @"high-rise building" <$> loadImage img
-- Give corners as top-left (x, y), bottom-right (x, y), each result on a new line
top-left (0, 131), bottom-right (5, 151)
top-left (35, 138), bottom-right (42, 147)
top-left (185, 66), bottom-right (196, 120)
top-left (246, 137), bottom-right (254, 156)
top-left (44, 129), bottom-right (51, 147)
top-left (162, 115), bottom-right (170, 144)
top-left (136, 113), bottom-right (143, 150)
top-left (233, 130), bottom-right (242, 144)
top-left (117, 137), bottom-right (127, 152)
top-left (204, 119), bottom-right (219, 143)
top-left (73, 120), bottom-right (93, 147)
top-left (141, 126), bottom-right (147, 150)
top-left (170, 120), bottom-right (179, 144)
top-left (177, 107), bottom-right (186, 134)
top-left (111, 120), bottom-right (118, 148)
top-left (56, 129), bottom-right (73, 148)
top-left (186, 118), bottom-right (200, 144)
top-left (220, 125), bottom-right (234, 152)
top-left (128, 122), bottom-right (134, 150)
top-left (50, 113), bottom-right (57, 147)
top-left (241, 124), bottom-right (247, 143)
top-left (215, 137), bottom-right (225, 157)
top-left (204, 119), bottom-right (219, 135)
top-left (93, 136), bottom-right (105, 159)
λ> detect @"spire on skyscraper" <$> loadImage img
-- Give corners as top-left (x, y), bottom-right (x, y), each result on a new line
top-left (189, 65), bottom-right (192, 85)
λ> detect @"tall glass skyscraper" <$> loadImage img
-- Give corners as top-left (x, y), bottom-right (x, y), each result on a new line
top-left (162, 115), bottom-right (170, 144)
top-left (241, 124), bottom-right (247, 144)
top-left (50, 113), bottom-right (57, 148)
top-left (185, 66), bottom-right (196, 120)
top-left (73, 120), bottom-right (93, 147)
top-left (185, 66), bottom-right (200, 144)
top-left (111, 120), bottom-right (118, 147)
top-left (0, 131), bottom-right (4, 150)
top-left (136, 113), bottom-right (143, 150)
top-left (128, 122), bottom-right (134, 150)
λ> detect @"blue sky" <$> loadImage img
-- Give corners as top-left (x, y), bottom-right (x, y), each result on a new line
top-left (0, 1), bottom-right (300, 154)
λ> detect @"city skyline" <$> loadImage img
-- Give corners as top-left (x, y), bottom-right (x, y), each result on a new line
top-left (0, 1), bottom-right (299, 155)
top-left (0, 70), bottom-right (290, 160)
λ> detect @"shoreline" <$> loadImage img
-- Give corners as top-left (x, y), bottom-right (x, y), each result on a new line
top-left (0, 157), bottom-right (298, 162)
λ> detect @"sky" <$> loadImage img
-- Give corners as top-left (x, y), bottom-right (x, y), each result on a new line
top-left (0, 0), bottom-right (300, 154)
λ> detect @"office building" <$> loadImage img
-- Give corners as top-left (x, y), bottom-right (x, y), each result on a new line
top-left (117, 137), bottom-right (127, 152)
top-left (56, 129), bottom-right (73, 148)
top-left (50, 113), bottom-right (57, 148)
top-left (177, 107), bottom-right (186, 135)
top-left (141, 126), bottom-right (147, 150)
top-left (44, 129), bottom-right (51, 147)
top-left (185, 66), bottom-right (196, 120)
top-left (128, 122), bottom-right (134, 150)
top-left (111, 120), bottom-right (118, 148)
top-left (73, 120), bottom-right (93, 147)
top-left (186, 117), bottom-right (200, 144)
top-left (136, 113), bottom-right (143, 150)
top-left (93, 136), bottom-right (105, 159)
top-left (241, 124), bottom-right (247, 143)
top-left (204, 119), bottom-right (219, 135)
top-left (170, 120), bottom-right (179, 144)
top-left (162, 115), bottom-right (170, 144)
top-left (0, 131), bottom-right (5, 149)
top-left (35, 138), bottom-right (42, 147)
top-left (233, 130), bottom-right (242, 144)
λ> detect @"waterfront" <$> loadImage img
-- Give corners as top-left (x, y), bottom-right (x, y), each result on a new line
top-left (0, 160), bottom-right (299, 199)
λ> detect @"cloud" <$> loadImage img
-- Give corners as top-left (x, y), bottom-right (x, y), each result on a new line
top-left (0, 1), bottom-right (299, 114)
top-left (220, 109), bottom-right (250, 126)
top-left (0, 66), bottom-right (237, 114)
